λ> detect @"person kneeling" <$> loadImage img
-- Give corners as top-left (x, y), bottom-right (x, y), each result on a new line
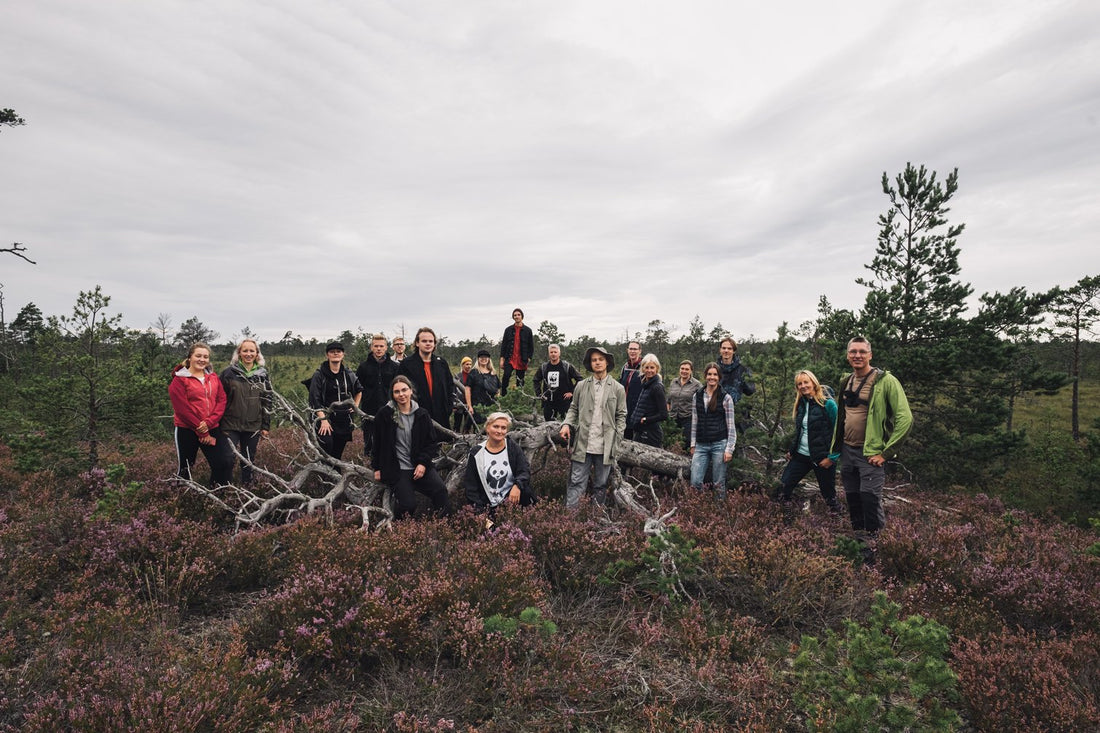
top-left (372, 376), bottom-right (452, 519)
top-left (464, 412), bottom-right (536, 525)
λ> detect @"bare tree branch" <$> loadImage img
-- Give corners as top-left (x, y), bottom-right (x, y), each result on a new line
top-left (175, 385), bottom-right (692, 534)
top-left (2, 243), bottom-right (35, 264)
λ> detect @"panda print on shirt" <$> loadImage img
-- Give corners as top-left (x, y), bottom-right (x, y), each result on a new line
top-left (485, 457), bottom-right (510, 491)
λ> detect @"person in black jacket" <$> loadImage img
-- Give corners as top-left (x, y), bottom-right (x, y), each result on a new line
top-left (619, 341), bottom-right (643, 439)
top-left (372, 375), bottom-right (451, 519)
top-left (356, 333), bottom-right (400, 454)
top-left (398, 327), bottom-right (455, 428)
top-left (219, 338), bottom-right (272, 485)
top-left (499, 308), bottom-right (534, 396)
top-left (463, 412), bottom-right (536, 520)
top-left (534, 344), bottom-right (582, 421)
top-left (308, 341), bottom-right (362, 459)
top-left (628, 353), bottom-right (668, 447)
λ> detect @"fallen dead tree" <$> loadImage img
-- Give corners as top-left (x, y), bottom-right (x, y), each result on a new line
top-left (176, 388), bottom-right (691, 532)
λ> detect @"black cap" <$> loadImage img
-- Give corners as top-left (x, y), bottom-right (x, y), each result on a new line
top-left (325, 341), bottom-right (345, 352)
top-left (477, 348), bottom-right (491, 358)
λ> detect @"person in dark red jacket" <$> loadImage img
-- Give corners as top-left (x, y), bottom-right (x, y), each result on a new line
top-left (499, 308), bottom-right (534, 396)
top-left (169, 342), bottom-right (233, 486)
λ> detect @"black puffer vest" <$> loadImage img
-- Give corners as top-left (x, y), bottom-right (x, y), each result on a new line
top-left (789, 397), bottom-right (833, 462)
top-left (694, 389), bottom-right (729, 444)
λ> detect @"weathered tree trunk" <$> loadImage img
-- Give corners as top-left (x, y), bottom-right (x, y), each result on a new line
top-left (177, 391), bottom-right (690, 532)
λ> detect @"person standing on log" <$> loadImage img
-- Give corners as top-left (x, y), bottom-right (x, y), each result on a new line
top-left (309, 341), bottom-right (362, 460)
top-left (356, 333), bottom-right (399, 455)
top-left (559, 346), bottom-right (627, 509)
top-left (398, 326), bottom-right (455, 428)
top-left (619, 340), bottom-right (643, 439)
top-left (499, 307), bottom-right (534, 396)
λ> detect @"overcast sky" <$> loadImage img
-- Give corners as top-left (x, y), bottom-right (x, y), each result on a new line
top-left (2, 0), bottom-right (1098, 348)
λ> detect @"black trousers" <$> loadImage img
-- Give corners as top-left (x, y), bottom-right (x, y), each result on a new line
top-left (542, 397), bottom-right (571, 422)
top-left (318, 430), bottom-right (352, 460)
top-left (779, 452), bottom-right (838, 504)
top-left (501, 363), bottom-right (526, 395)
top-left (175, 426), bottom-right (233, 486)
top-left (392, 468), bottom-right (451, 519)
top-left (224, 429), bottom-right (262, 484)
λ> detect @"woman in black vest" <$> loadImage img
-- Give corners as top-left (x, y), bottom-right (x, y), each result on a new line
top-left (690, 362), bottom-right (736, 497)
top-left (778, 370), bottom-right (840, 510)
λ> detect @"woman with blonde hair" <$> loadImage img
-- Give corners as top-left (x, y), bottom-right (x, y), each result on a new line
top-left (778, 370), bottom-right (841, 511)
top-left (463, 411), bottom-right (535, 515)
top-left (627, 353), bottom-right (668, 447)
top-left (219, 338), bottom-right (272, 485)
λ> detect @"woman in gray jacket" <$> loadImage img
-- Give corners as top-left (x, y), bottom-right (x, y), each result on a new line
top-left (219, 338), bottom-right (272, 485)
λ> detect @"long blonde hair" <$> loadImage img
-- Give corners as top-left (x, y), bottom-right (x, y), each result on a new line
top-left (792, 369), bottom-right (827, 418)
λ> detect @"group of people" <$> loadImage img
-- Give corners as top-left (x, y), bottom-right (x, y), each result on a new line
top-left (169, 309), bottom-right (912, 535)
top-left (169, 339), bottom-right (271, 489)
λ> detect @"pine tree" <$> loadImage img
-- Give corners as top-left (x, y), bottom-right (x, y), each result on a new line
top-left (858, 163), bottom-right (972, 345)
top-left (1051, 275), bottom-right (1100, 440)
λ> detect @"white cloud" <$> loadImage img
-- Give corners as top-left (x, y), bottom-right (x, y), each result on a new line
top-left (1, 0), bottom-right (1097, 348)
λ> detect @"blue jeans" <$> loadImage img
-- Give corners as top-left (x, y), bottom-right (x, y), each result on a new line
top-left (691, 441), bottom-right (728, 496)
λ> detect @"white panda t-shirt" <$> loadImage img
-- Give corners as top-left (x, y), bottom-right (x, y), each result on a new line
top-left (474, 442), bottom-right (515, 506)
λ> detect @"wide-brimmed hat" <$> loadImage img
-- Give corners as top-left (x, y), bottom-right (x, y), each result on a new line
top-left (583, 346), bottom-right (615, 371)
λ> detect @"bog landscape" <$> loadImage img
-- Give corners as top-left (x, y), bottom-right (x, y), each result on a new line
top-left (1, 155), bottom-right (1099, 730)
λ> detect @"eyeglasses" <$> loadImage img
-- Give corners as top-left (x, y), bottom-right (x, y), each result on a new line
top-left (847, 349), bottom-right (870, 355)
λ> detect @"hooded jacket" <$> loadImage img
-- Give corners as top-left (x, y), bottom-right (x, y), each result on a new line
top-left (219, 363), bottom-right (272, 433)
top-left (308, 361), bottom-right (362, 433)
top-left (371, 400), bottom-right (440, 485)
top-left (830, 369), bottom-right (913, 459)
top-left (170, 367), bottom-right (226, 430)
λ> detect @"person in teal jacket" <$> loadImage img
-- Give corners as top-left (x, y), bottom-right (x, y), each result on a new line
top-left (831, 337), bottom-right (913, 535)
top-left (778, 370), bottom-right (841, 511)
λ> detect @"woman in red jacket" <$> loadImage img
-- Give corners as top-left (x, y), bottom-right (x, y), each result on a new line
top-left (169, 342), bottom-right (233, 486)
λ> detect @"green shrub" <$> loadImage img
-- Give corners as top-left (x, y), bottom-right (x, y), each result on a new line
top-left (791, 591), bottom-right (961, 732)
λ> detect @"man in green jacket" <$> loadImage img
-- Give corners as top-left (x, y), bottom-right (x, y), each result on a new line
top-left (559, 346), bottom-right (627, 509)
top-left (831, 336), bottom-right (913, 535)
